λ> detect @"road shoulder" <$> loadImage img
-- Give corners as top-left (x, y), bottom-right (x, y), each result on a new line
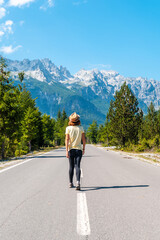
top-left (0, 147), bottom-right (60, 171)
top-left (95, 144), bottom-right (160, 167)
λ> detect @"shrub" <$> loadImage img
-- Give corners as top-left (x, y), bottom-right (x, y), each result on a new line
top-left (135, 145), bottom-right (145, 152)
top-left (140, 138), bottom-right (150, 149)
top-left (15, 150), bottom-right (21, 157)
top-left (151, 135), bottom-right (159, 147)
top-left (20, 150), bottom-right (28, 155)
top-left (15, 149), bottom-right (28, 157)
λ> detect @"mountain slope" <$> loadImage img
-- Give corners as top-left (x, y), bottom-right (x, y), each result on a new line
top-left (6, 58), bottom-right (160, 126)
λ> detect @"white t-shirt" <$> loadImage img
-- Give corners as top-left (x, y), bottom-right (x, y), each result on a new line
top-left (65, 125), bottom-right (84, 151)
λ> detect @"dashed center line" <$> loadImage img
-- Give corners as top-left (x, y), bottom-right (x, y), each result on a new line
top-left (81, 168), bottom-right (83, 178)
top-left (77, 192), bottom-right (91, 236)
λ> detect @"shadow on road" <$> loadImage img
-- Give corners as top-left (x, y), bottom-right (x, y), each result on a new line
top-left (36, 155), bottom-right (95, 158)
top-left (81, 185), bottom-right (149, 192)
top-left (37, 155), bottom-right (66, 158)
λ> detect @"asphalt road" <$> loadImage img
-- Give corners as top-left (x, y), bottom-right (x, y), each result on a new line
top-left (0, 145), bottom-right (160, 240)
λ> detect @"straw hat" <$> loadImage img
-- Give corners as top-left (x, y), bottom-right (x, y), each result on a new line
top-left (69, 112), bottom-right (80, 123)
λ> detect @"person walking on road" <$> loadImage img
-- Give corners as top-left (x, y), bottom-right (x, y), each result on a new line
top-left (65, 112), bottom-right (86, 190)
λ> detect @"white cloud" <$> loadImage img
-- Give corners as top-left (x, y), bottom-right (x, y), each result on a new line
top-left (0, 7), bottom-right (6, 19)
top-left (0, 30), bottom-right (4, 37)
top-left (0, 20), bottom-right (14, 36)
top-left (0, 20), bottom-right (13, 40)
top-left (40, 0), bottom-right (55, 10)
top-left (0, 0), bottom-right (4, 5)
top-left (0, 45), bottom-right (22, 54)
top-left (48, 0), bottom-right (54, 7)
top-left (8, 0), bottom-right (35, 7)
top-left (5, 20), bottom-right (13, 26)
top-left (4, 20), bottom-right (13, 33)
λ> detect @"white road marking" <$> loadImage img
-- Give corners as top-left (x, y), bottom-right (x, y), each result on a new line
top-left (0, 157), bottom-right (36, 174)
top-left (81, 168), bottom-right (83, 178)
top-left (0, 152), bottom-right (53, 174)
top-left (77, 192), bottom-right (91, 236)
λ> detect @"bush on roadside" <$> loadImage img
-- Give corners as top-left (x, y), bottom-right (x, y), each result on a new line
top-left (133, 138), bottom-right (151, 152)
top-left (149, 135), bottom-right (160, 148)
top-left (15, 149), bottom-right (28, 157)
top-left (140, 138), bottom-right (150, 149)
top-left (135, 145), bottom-right (145, 152)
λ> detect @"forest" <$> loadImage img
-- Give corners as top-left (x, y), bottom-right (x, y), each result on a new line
top-left (1, 57), bottom-right (160, 160)
top-left (87, 82), bottom-right (160, 152)
top-left (0, 57), bottom-right (68, 160)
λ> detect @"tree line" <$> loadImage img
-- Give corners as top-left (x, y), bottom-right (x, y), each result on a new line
top-left (0, 57), bottom-right (68, 160)
top-left (1, 56), bottom-right (160, 160)
top-left (87, 82), bottom-right (160, 152)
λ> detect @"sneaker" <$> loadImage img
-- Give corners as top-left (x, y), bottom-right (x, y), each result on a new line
top-left (69, 183), bottom-right (74, 188)
top-left (76, 184), bottom-right (80, 191)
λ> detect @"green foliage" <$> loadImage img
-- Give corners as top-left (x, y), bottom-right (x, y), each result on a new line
top-left (15, 149), bottom-right (28, 157)
top-left (1, 56), bottom-right (160, 158)
top-left (42, 114), bottom-right (55, 146)
top-left (0, 57), bottom-right (20, 159)
top-left (135, 145), bottom-right (145, 152)
top-left (86, 120), bottom-right (98, 143)
top-left (107, 82), bottom-right (143, 146)
top-left (142, 102), bottom-right (159, 140)
top-left (152, 135), bottom-right (160, 147)
top-left (21, 107), bottom-right (42, 151)
top-left (90, 82), bottom-right (160, 152)
top-left (0, 58), bottom-right (69, 159)
top-left (141, 138), bottom-right (150, 149)
top-left (54, 109), bottom-right (68, 146)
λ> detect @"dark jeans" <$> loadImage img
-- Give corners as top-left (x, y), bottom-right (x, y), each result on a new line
top-left (69, 149), bottom-right (82, 183)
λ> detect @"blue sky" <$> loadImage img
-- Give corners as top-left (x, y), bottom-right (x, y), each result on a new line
top-left (0, 0), bottom-right (160, 80)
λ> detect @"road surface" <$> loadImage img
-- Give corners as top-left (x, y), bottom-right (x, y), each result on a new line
top-left (0, 145), bottom-right (160, 240)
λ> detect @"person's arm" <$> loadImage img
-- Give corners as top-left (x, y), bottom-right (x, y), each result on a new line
top-left (82, 132), bottom-right (86, 155)
top-left (65, 134), bottom-right (70, 158)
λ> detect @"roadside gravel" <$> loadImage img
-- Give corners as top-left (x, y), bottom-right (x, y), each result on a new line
top-left (96, 145), bottom-right (160, 166)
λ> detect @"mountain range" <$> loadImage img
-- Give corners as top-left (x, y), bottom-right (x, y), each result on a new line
top-left (6, 58), bottom-right (160, 128)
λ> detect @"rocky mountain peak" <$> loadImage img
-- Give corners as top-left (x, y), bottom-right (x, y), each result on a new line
top-left (5, 57), bottom-right (160, 117)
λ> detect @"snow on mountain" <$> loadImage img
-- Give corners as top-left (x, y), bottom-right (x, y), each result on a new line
top-left (6, 58), bottom-right (160, 113)
top-left (7, 58), bottom-right (73, 84)
top-left (65, 69), bottom-right (160, 110)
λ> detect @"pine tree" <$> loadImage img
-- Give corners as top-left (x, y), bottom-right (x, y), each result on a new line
top-left (53, 109), bottom-right (68, 146)
top-left (0, 57), bottom-right (70, 158)
top-left (87, 120), bottom-right (98, 144)
top-left (157, 109), bottom-right (160, 136)
top-left (62, 109), bottom-right (67, 122)
top-left (21, 107), bottom-right (42, 152)
top-left (57, 109), bottom-right (62, 119)
top-left (138, 109), bottom-right (144, 140)
top-left (108, 82), bottom-right (142, 146)
top-left (97, 124), bottom-right (105, 143)
top-left (143, 102), bottom-right (159, 139)
top-left (42, 114), bottom-right (55, 146)
top-left (0, 57), bottom-right (20, 159)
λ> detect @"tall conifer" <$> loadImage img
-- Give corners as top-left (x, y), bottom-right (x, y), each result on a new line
top-left (108, 82), bottom-right (142, 146)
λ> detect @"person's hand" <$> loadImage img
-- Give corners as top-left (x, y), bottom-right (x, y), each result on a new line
top-left (82, 149), bottom-right (85, 155)
top-left (66, 151), bottom-right (69, 158)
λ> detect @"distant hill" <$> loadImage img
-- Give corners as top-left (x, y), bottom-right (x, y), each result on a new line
top-left (6, 58), bottom-right (160, 128)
